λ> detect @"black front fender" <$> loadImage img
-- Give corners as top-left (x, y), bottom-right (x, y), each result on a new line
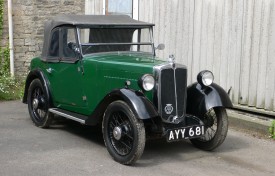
top-left (85, 89), bottom-right (159, 125)
top-left (186, 83), bottom-right (233, 117)
top-left (118, 89), bottom-right (159, 119)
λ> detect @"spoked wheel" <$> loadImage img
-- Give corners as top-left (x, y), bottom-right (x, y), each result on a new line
top-left (27, 79), bottom-right (52, 128)
top-left (102, 100), bottom-right (145, 165)
top-left (190, 107), bottom-right (228, 151)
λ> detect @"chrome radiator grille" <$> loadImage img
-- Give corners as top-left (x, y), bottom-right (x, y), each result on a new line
top-left (153, 63), bottom-right (187, 123)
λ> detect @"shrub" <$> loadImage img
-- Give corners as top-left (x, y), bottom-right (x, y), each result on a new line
top-left (0, 47), bottom-right (25, 101)
top-left (0, 73), bottom-right (24, 101)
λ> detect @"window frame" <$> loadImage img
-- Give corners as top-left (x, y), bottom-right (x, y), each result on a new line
top-left (47, 26), bottom-right (80, 63)
top-left (77, 26), bottom-right (155, 56)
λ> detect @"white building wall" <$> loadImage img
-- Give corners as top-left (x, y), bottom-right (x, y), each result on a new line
top-left (85, 0), bottom-right (275, 112)
top-left (139, 0), bottom-right (275, 112)
top-left (85, 0), bottom-right (104, 15)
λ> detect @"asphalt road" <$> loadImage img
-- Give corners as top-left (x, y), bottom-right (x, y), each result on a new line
top-left (0, 101), bottom-right (274, 176)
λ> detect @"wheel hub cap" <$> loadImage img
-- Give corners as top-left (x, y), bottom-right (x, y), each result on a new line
top-left (113, 126), bottom-right (122, 140)
top-left (32, 98), bottom-right (39, 110)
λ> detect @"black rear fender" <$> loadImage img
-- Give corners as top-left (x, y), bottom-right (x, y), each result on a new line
top-left (22, 69), bottom-right (52, 107)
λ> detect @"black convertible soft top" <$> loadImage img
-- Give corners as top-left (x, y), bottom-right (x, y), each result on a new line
top-left (46, 14), bottom-right (154, 29)
top-left (42, 15), bottom-right (154, 58)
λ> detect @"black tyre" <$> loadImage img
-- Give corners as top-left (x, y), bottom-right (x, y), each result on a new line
top-left (27, 78), bottom-right (53, 128)
top-left (190, 107), bottom-right (228, 151)
top-left (102, 100), bottom-right (145, 165)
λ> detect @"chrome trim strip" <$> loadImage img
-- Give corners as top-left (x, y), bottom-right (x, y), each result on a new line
top-left (76, 28), bottom-right (83, 56)
top-left (49, 108), bottom-right (85, 124)
top-left (173, 66), bottom-right (178, 118)
top-left (81, 42), bottom-right (152, 46)
top-left (150, 27), bottom-right (155, 56)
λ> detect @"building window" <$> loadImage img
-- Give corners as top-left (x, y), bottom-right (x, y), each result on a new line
top-left (106, 0), bottom-right (133, 18)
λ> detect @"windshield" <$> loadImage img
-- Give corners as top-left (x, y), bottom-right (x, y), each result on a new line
top-left (78, 27), bottom-right (154, 55)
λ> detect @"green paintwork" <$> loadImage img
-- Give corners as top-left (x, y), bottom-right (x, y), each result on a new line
top-left (82, 53), bottom-right (165, 115)
top-left (30, 52), bottom-right (165, 116)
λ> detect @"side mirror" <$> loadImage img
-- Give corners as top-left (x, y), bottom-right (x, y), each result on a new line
top-left (155, 43), bottom-right (165, 50)
top-left (68, 42), bottom-right (82, 60)
top-left (68, 42), bottom-right (80, 54)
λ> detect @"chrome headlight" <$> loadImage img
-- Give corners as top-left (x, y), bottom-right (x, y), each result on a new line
top-left (138, 74), bottom-right (155, 91)
top-left (197, 70), bottom-right (214, 86)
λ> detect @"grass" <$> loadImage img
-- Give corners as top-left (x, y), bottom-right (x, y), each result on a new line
top-left (269, 120), bottom-right (275, 139)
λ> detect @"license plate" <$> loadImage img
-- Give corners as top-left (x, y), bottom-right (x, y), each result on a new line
top-left (167, 125), bottom-right (204, 142)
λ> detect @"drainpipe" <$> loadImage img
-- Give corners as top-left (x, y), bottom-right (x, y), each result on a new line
top-left (103, 0), bottom-right (106, 15)
top-left (8, 0), bottom-right (14, 76)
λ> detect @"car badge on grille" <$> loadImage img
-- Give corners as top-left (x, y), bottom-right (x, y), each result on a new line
top-left (164, 104), bottom-right (173, 114)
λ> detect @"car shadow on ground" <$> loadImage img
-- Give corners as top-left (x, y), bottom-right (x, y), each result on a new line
top-left (137, 130), bottom-right (249, 167)
top-left (47, 117), bottom-right (249, 167)
top-left (49, 118), bottom-right (105, 147)
top-left (136, 134), bottom-right (248, 167)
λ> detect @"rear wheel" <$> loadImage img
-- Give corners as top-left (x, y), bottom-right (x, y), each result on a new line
top-left (27, 79), bottom-right (53, 128)
top-left (102, 100), bottom-right (145, 165)
top-left (190, 107), bottom-right (228, 151)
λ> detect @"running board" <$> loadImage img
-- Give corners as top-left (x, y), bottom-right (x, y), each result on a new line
top-left (49, 108), bottom-right (88, 124)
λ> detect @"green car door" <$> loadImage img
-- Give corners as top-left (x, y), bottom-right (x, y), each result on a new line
top-left (45, 27), bottom-right (88, 114)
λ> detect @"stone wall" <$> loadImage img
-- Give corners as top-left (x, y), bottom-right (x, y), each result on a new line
top-left (7, 0), bottom-right (85, 76)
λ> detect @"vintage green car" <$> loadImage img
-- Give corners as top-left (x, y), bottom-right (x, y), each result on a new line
top-left (23, 15), bottom-right (233, 165)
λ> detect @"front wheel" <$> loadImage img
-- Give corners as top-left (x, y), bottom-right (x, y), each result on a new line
top-left (102, 100), bottom-right (145, 165)
top-left (190, 107), bottom-right (228, 151)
